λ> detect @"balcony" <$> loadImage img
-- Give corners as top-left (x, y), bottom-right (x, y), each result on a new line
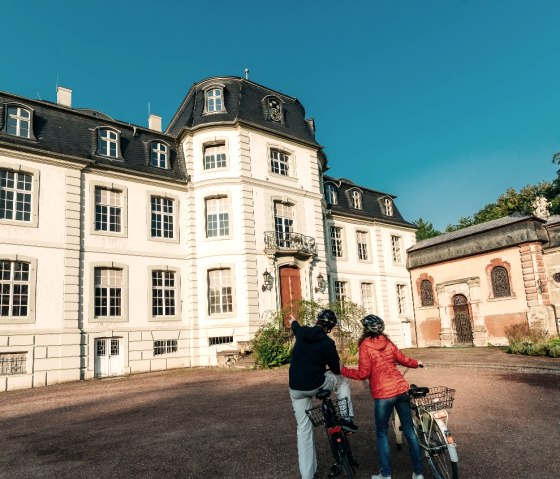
top-left (264, 231), bottom-right (317, 258)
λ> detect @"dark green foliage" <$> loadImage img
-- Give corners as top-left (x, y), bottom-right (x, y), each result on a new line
top-left (504, 322), bottom-right (560, 357)
top-left (412, 218), bottom-right (441, 241)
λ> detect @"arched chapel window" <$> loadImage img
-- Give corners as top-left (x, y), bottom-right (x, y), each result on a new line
top-left (491, 266), bottom-right (511, 298)
top-left (420, 279), bottom-right (434, 306)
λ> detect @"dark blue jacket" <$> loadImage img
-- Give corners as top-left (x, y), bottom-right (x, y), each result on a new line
top-left (289, 321), bottom-right (341, 391)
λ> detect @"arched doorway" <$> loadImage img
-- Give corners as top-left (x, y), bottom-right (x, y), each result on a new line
top-left (451, 294), bottom-right (473, 345)
top-left (279, 265), bottom-right (302, 327)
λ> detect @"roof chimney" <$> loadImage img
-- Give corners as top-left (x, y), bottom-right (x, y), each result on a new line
top-left (148, 114), bottom-right (162, 132)
top-left (57, 86), bottom-right (72, 107)
top-left (306, 118), bottom-right (316, 137)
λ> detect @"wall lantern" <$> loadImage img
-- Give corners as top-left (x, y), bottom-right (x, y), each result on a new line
top-left (262, 269), bottom-right (273, 292)
top-left (314, 272), bottom-right (327, 294)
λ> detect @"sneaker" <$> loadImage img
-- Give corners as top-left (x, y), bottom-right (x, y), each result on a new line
top-left (412, 475), bottom-right (424, 479)
top-left (371, 475), bottom-right (392, 479)
top-left (341, 418), bottom-right (358, 433)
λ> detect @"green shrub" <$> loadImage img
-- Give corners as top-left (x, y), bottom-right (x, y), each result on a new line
top-left (252, 320), bottom-right (292, 369)
top-left (505, 322), bottom-right (560, 357)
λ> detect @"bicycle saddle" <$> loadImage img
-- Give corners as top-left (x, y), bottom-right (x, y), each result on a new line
top-left (409, 385), bottom-right (429, 398)
top-left (316, 388), bottom-right (332, 400)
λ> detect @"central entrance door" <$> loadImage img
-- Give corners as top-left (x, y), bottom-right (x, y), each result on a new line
top-left (94, 337), bottom-right (124, 378)
top-left (451, 294), bottom-right (474, 345)
top-left (279, 266), bottom-right (302, 327)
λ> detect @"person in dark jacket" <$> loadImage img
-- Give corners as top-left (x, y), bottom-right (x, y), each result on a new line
top-left (341, 314), bottom-right (424, 479)
top-left (289, 309), bottom-right (357, 479)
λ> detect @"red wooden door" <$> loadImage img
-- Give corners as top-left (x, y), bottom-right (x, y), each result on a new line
top-left (280, 266), bottom-right (302, 327)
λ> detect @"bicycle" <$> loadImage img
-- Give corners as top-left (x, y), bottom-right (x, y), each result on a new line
top-left (306, 388), bottom-right (359, 478)
top-left (391, 373), bottom-right (459, 479)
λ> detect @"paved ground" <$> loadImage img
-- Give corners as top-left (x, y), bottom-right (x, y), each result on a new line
top-left (0, 347), bottom-right (559, 479)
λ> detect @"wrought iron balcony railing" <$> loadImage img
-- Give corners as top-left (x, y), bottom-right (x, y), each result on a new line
top-left (264, 231), bottom-right (317, 257)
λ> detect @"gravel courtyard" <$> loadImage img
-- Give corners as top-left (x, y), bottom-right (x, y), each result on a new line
top-left (0, 348), bottom-right (559, 479)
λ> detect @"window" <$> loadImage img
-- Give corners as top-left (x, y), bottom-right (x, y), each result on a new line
top-left (420, 279), bottom-right (434, 306)
top-left (95, 187), bottom-right (123, 232)
top-left (153, 339), bottom-right (178, 356)
top-left (351, 190), bottom-right (362, 209)
top-left (204, 144), bottom-right (227, 170)
top-left (152, 270), bottom-right (176, 317)
top-left (325, 183), bottom-right (338, 205)
top-left (150, 142), bottom-right (169, 168)
top-left (384, 198), bottom-right (394, 216)
top-left (0, 352), bottom-right (27, 375)
top-left (270, 149), bottom-right (290, 176)
top-left (151, 196), bottom-right (174, 239)
top-left (206, 197), bottom-right (229, 238)
top-left (208, 268), bottom-right (233, 314)
top-left (266, 97), bottom-right (283, 123)
top-left (0, 260), bottom-right (29, 317)
top-left (396, 284), bottom-right (408, 315)
top-left (391, 235), bottom-right (402, 264)
top-left (6, 106), bottom-right (32, 138)
top-left (206, 88), bottom-right (224, 113)
top-left (334, 281), bottom-right (348, 303)
top-left (98, 128), bottom-right (119, 158)
top-left (361, 282), bottom-right (376, 314)
top-left (274, 201), bottom-right (294, 247)
top-left (209, 336), bottom-right (234, 346)
top-left (330, 226), bottom-right (343, 258)
top-left (357, 231), bottom-right (368, 260)
top-left (491, 266), bottom-right (511, 298)
top-left (94, 268), bottom-right (123, 317)
top-left (0, 169), bottom-right (32, 222)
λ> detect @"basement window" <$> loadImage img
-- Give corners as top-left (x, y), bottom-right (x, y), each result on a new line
top-left (208, 336), bottom-right (233, 346)
top-left (153, 339), bottom-right (178, 356)
top-left (0, 352), bottom-right (27, 375)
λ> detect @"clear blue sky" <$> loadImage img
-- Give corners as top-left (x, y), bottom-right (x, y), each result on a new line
top-left (3, 0), bottom-right (560, 230)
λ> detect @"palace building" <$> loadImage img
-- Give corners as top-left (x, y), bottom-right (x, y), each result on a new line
top-left (0, 77), bottom-right (415, 391)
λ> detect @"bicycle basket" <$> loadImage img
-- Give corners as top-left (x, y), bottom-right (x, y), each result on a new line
top-left (412, 386), bottom-right (455, 412)
top-left (305, 398), bottom-right (349, 427)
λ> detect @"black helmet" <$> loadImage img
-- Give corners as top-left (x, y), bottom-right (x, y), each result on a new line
top-left (362, 314), bottom-right (385, 334)
top-left (317, 309), bottom-right (337, 331)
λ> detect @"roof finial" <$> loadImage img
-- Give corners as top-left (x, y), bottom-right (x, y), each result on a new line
top-left (245, 68), bottom-right (249, 80)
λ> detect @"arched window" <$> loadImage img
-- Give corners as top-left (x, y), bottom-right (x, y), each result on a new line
top-left (6, 105), bottom-right (32, 138)
top-left (351, 190), bottom-right (362, 209)
top-left (150, 142), bottom-right (169, 168)
top-left (491, 266), bottom-right (511, 298)
top-left (420, 279), bottom-right (434, 306)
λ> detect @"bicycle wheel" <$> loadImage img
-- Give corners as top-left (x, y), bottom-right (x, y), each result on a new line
top-left (390, 409), bottom-right (403, 450)
top-left (334, 434), bottom-right (355, 479)
top-left (425, 422), bottom-right (458, 479)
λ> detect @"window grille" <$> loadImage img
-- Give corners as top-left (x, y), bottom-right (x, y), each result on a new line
top-left (491, 266), bottom-right (511, 297)
top-left (152, 270), bottom-right (176, 316)
top-left (330, 226), bottom-right (343, 258)
top-left (420, 279), bottom-right (434, 306)
top-left (208, 336), bottom-right (234, 346)
top-left (0, 352), bottom-right (27, 375)
top-left (150, 142), bottom-right (169, 168)
top-left (204, 144), bottom-right (227, 169)
top-left (0, 169), bottom-right (33, 222)
top-left (270, 149), bottom-right (289, 176)
top-left (95, 187), bottom-right (122, 232)
top-left (206, 197), bottom-right (229, 237)
top-left (0, 260), bottom-right (30, 317)
top-left (391, 235), bottom-right (402, 263)
top-left (6, 106), bottom-right (31, 138)
top-left (208, 269), bottom-right (233, 314)
top-left (94, 268), bottom-right (123, 317)
top-left (357, 231), bottom-right (368, 260)
top-left (151, 196), bottom-right (174, 238)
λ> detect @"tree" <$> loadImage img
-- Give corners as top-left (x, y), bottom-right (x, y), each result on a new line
top-left (412, 218), bottom-right (441, 241)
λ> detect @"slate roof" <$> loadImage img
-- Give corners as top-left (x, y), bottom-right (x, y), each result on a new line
top-left (166, 77), bottom-right (321, 148)
top-left (407, 214), bottom-right (545, 252)
top-left (0, 92), bottom-right (187, 182)
top-left (324, 175), bottom-right (415, 228)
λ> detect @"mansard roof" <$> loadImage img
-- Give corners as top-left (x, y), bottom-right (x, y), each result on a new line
top-left (166, 76), bottom-right (321, 148)
top-left (0, 91), bottom-right (186, 182)
top-left (324, 175), bottom-right (415, 229)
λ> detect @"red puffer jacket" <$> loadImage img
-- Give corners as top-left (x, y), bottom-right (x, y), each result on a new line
top-left (341, 335), bottom-right (419, 399)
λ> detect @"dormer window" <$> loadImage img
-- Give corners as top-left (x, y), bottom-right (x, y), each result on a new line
top-left (150, 141), bottom-right (169, 169)
top-left (206, 88), bottom-right (224, 113)
top-left (384, 198), bottom-right (393, 216)
top-left (325, 183), bottom-right (338, 205)
top-left (351, 190), bottom-right (362, 209)
top-left (98, 128), bottom-right (120, 158)
top-left (263, 96), bottom-right (284, 124)
top-left (5, 105), bottom-right (32, 138)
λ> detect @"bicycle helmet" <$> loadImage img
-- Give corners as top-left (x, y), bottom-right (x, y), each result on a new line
top-left (316, 309), bottom-right (337, 331)
top-left (362, 314), bottom-right (385, 334)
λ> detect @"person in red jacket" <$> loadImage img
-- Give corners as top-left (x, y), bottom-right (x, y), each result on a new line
top-left (341, 314), bottom-right (424, 479)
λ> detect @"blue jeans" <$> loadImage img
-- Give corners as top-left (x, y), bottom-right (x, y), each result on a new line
top-left (374, 393), bottom-right (423, 477)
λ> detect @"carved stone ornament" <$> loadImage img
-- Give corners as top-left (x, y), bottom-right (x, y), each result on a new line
top-left (268, 98), bottom-right (282, 122)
